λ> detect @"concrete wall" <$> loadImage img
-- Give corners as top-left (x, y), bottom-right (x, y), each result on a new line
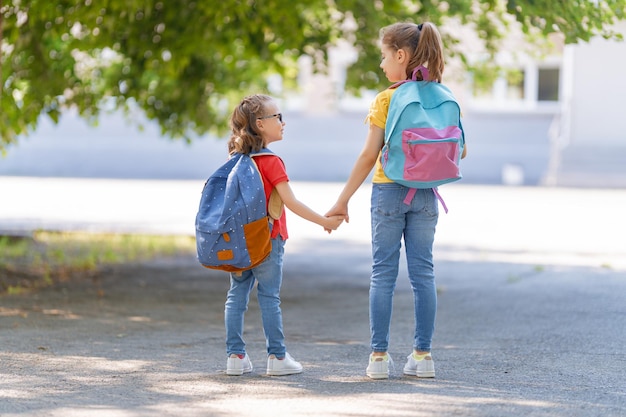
top-left (569, 21), bottom-right (626, 145)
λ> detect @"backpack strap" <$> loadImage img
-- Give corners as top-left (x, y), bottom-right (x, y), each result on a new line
top-left (266, 189), bottom-right (283, 220)
top-left (250, 149), bottom-right (285, 220)
top-left (433, 188), bottom-right (448, 214)
top-left (403, 187), bottom-right (449, 214)
top-left (390, 65), bottom-right (431, 89)
top-left (403, 188), bottom-right (417, 205)
top-left (412, 65), bottom-right (429, 81)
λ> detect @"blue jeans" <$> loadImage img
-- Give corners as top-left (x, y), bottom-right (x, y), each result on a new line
top-left (370, 183), bottom-right (439, 353)
top-left (225, 236), bottom-right (286, 358)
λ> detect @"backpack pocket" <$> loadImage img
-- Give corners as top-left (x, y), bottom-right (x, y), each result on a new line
top-left (242, 216), bottom-right (272, 269)
top-left (197, 216), bottom-right (271, 272)
top-left (401, 126), bottom-right (462, 183)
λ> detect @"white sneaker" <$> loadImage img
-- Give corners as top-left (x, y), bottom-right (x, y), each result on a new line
top-left (266, 352), bottom-right (303, 376)
top-left (226, 353), bottom-right (253, 376)
top-left (403, 352), bottom-right (435, 378)
top-left (366, 353), bottom-right (393, 379)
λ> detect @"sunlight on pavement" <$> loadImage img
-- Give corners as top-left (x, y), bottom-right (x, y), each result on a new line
top-left (2, 177), bottom-right (625, 270)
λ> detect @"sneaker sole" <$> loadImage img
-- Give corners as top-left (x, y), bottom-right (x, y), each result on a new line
top-left (266, 369), bottom-right (303, 376)
top-left (402, 371), bottom-right (435, 378)
top-left (366, 372), bottom-right (389, 379)
top-left (226, 367), bottom-right (252, 376)
top-left (226, 369), bottom-right (244, 376)
top-left (226, 363), bottom-right (253, 376)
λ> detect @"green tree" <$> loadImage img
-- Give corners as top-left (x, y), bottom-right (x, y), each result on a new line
top-left (1, 0), bottom-right (624, 150)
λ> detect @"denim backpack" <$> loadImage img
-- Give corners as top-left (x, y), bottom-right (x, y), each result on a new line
top-left (195, 149), bottom-right (283, 273)
top-left (382, 66), bottom-right (465, 211)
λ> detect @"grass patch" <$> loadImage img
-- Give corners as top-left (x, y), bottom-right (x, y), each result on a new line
top-left (0, 231), bottom-right (196, 294)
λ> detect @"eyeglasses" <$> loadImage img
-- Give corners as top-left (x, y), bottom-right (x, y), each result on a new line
top-left (257, 113), bottom-right (283, 123)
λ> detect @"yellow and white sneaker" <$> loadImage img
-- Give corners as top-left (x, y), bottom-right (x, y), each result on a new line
top-left (403, 352), bottom-right (435, 378)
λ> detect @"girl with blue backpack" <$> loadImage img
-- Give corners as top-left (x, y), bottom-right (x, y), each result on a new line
top-left (326, 22), bottom-right (467, 379)
top-left (224, 94), bottom-right (344, 376)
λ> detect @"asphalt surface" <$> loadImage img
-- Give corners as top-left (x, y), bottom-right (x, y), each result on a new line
top-left (1, 177), bottom-right (625, 417)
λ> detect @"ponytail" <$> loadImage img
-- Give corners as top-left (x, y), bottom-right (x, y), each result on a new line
top-left (380, 21), bottom-right (445, 83)
top-left (410, 22), bottom-right (444, 82)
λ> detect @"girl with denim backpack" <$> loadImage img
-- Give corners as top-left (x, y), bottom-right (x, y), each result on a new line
top-left (224, 94), bottom-right (344, 376)
top-left (326, 22), bottom-right (467, 379)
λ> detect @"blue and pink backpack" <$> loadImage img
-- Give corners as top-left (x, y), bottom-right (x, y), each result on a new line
top-left (381, 66), bottom-right (465, 212)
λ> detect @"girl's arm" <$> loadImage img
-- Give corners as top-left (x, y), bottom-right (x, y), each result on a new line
top-left (274, 181), bottom-right (344, 231)
top-left (326, 123), bottom-right (385, 222)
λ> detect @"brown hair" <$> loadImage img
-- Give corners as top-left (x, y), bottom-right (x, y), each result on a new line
top-left (380, 22), bottom-right (445, 83)
top-left (227, 94), bottom-right (274, 155)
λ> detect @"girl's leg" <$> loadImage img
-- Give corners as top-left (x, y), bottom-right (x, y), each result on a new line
top-left (254, 237), bottom-right (287, 358)
top-left (369, 184), bottom-right (406, 353)
top-left (404, 188), bottom-right (439, 352)
top-left (225, 270), bottom-right (256, 356)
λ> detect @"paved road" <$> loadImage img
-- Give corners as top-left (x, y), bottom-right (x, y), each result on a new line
top-left (1, 178), bottom-right (625, 416)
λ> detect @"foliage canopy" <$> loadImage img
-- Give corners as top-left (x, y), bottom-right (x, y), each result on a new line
top-left (1, 0), bottom-right (624, 149)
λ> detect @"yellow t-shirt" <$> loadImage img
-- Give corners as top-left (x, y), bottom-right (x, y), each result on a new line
top-left (365, 88), bottom-right (395, 184)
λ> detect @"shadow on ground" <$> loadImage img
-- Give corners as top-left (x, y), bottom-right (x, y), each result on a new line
top-left (1, 235), bottom-right (624, 417)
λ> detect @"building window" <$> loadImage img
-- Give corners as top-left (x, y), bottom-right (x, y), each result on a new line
top-left (468, 62), bottom-right (561, 110)
top-left (537, 68), bottom-right (560, 101)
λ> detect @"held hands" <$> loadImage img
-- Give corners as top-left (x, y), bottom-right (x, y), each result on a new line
top-left (322, 215), bottom-right (345, 234)
top-left (323, 201), bottom-right (350, 234)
